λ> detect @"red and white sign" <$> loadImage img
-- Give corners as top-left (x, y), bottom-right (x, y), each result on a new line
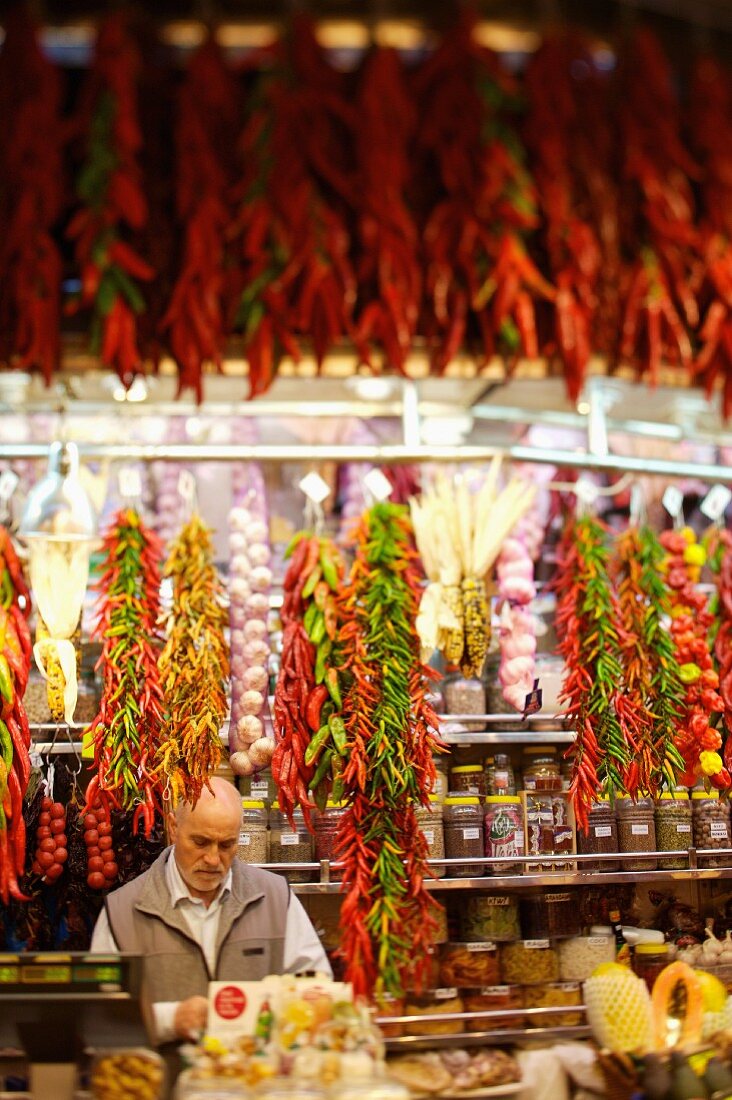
top-left (213, 985), bottom-right (247, 1020)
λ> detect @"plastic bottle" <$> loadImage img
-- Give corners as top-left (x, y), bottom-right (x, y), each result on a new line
top-left (609, 908), bottom-right (631, 968)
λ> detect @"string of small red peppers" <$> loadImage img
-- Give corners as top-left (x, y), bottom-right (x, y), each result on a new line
top-left (336, 503), bottom-right (444, 999)
top-left (85, 509), bottom-right (165, 835)
top-left (67, 14), bottom-right (154, 385)
top-left (659, 528), bottom-right (728, 788)
top-left (706, 528), bottom-right (732, 773)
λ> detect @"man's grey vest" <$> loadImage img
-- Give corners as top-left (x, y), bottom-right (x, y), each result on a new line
top-left (104, 847), bottom-right (289, 1002)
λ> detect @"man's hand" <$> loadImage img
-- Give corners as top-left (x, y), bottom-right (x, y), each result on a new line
top-left (173, 995), bottom-right (208, 1040)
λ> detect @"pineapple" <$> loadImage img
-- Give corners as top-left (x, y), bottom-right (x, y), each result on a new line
top-left (584, 970), bottom-right (653, 1053)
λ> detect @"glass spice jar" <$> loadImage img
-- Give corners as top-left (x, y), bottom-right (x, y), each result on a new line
top-left (520, 891), bottom-right (582, 940)
top-left (414, 796), bottom-right (446, 878)
top-left (444, 796), bottom-right (485, 877)
top-left (616, 796), bottom-right (658, 872)
top-left (522, 748), bottom-right (562, 792)
top-left (314, 801), bottom-right (348, 880)
top-left (692, 790), bottom-right (732, 868)
top-left (449, 765), bottom-right (486, 797)
top-left (238, 799), bottom-right (269, 864)
top-left (484, 796), bottom-right (524, 875)
top-left (460, 894), bottom-right (520, 943)
top-left (444, 677), bottom-right (486, 732)
top-left (576, 796), bottom-right (619, 872)
top-left (655, 792), bottom-right (692, 871)
top-left (431, 755), bottom-right (448, 802)
top-left (269, 802), bottom-right (314, 883)
top-left (489, 753), bottom-right (516, 796)
top-left (633, 943), bottom-right (672, 991)
top-left (484, 757), bottom-right (495, 795)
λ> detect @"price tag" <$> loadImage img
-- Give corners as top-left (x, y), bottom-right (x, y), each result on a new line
top-left (662, 485), bottom-right (684, 522)
top-left (629, 483), bottom-right (644, 525)
top-left (631, 823), bottom-right (649, 835)
top-left (422, 830), bottom-right (435, 845)
top-left (462, 828), bottom-right (481, 840)
top-left (238, 833), bottom-right (252, 846)
top-left (118, 466), bottom-right (142, 499)
top-left (701, 484), bottom-right (732, 522)
top-left (710, 822), bottom-right (729, 839)
top-left (435, 988), bottom-right (458, 999)
top-left (467, 943), bottom-right (496, 952)
top-left (0, 470), bottom-right (19, 502)
top-left (524, 940), bottom-right (550, 950)
top-left (588, 937), bottom-right (610, 946)
top-left (481, 986), bottom-right (510, 995)
top-left (522, 679), bottom-right (543, 719)
top-left (280, 834), bottom-right (300, 846)
top-left (594, 825), bottom-right (613, 838)
top-left (676, 823), bottom-right (691, 834)
top-left (178, 470), bottom-right (197, 505)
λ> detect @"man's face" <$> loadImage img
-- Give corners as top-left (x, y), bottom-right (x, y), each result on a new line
top-left (168, 800), bottom-right (240, 902)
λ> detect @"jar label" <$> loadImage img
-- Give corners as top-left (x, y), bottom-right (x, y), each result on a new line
top-left (238, 834), bottom-right (251, 846)
top-left (250, 781), bottom-right (269, 796)
top-left (435, 988), bottom-right (458, 999)
top-left (280, 834), bottom-right (301, 846)
top-left (524, 779), bottom-right (537, 791)
top-left (556, 983), bottom-right (580, 992)
top-left (594, 825), bottom-right (613, 838)
top-left (676, 824), bottom-right (691, 834)
top-left (546, 893), bottom-right (571, 903)
top-left (423, 830), bottom-right (435, 845)
top-left (524, 940), bottom-right (550, 950)
top-left (466, 943), bottom-right (496, 952)
top-left (481, 986), bottom-right (510, 995)
top-left (710, 822), bottom-right (729, 839)
top-left (463, 828), bottom-right (481, 840)
top-left (494, 770), bottom-right (509, 786)
top-left (588, 937), bottom-right (610, 946)
top-left (631, 824), bottom-right (649, 835)
top-left (476, 896), bottom-right (511, 906)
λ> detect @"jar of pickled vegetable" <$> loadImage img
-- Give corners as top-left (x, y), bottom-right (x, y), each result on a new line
top-left (522, 748), bottom-right (562, 792)
top-left (314, 801), bottom-right (347, 880)
top-left (616, 796), bottom-right (658, 872)
top-left (576, 796), bottom-right (619, 872)
top-left (484, 796), bottom-right (524, 875)
top-left (443, 797), bottom-right (484, 877)
top-left (269, 802), bottom-right (313, 883)
top-left (692, 790), bottom-right (732, 868)
top-left (414, 797), bottom-right (446, 878)
top-left (490, 753), bottom-right (516, 797)
top-left (238, 800), bottom-right (269, 864)
top-left (655, 792), bottom-right (692, 871)
top-left (449, 765), bottom-right (486, 797)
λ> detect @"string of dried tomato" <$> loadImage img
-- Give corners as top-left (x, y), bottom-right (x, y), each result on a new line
top-left (66, 14), bottom-right (154, 385)
top-left (156, 515), bottom-right (229, 806)
top-left (703, 527), bottom-right (732, 773)
top-left (554, 515), bottom-right (629, 830)
top-left (336, 503), bottom-right (444, 998)
top-left (84, 509), bottom-right (164, 838)
top-left (613, 526), bottom-right (685, 797)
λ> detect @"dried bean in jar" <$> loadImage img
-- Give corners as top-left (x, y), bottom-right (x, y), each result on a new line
top-left (577, 796), bottom-right (619, 872)
top-left (238, 799), bottom-right (269, 864)
top-left (616, 796), bottom-right (657, 872)
top-left (655, 793), bottom-right (692, 871)
top-left (692, 791), bottom-right (732, 869)
top-left (444, 797), bottom-right (484, 877)
top-left (269, 802), bottom-right (313, 882)
top-left (520, 891), bottom-right (581, 939)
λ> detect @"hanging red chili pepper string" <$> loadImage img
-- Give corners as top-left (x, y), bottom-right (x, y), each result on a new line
top-left (84, 509), bottom-right (164, 837)
top-left (66, 14), bottom-right (154, 386)
top-left (707, 528), bottom-right (732, 771)
top-left (554, 514), bottom-right (629, 831)
top-left (160, 36), bottom-right (237, 400)
top-left (336, 503), bottom-right (444, 998)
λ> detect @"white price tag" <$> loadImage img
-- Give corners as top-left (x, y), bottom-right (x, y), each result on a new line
top-left (701, 485), bottom-right (732, 522)
top-left (482, 896), bottom-right (510, 906)
top-left (631, 823), bottom-right (649, 836)
top-left (0, 470), bottom-right (19, 502)
top-left (629, 483), bottom-right (644, 525)
top-left (178, 469), bottom-right (197, 504)
top-left (676, 824), bottom-right (691, 834)
top-left (594, 825), bottom-right (613, 838)
top-left (588, 937), bottom-right (610, 946)
top-left (238, 833), bottom-right (252, 846)
top-left (710, 822), bottom-right (729, 839)
top-left (575, 475), bottom-right (599, 507)
top-left (525, 940), bottom-right (550, 950)
top-left (118, 466), bottom-right (142, 499)
top-left (422, 830), bottom-right (435, 845)
top-left (280, 834), bottom-right (300, 846)
top-left (435, 988), bottom-right (458, 999)
top-left (467, 943), bottom-right (496, 952)
top-left (463, 828), bottom-right (481, 840)
top-left (662, 485), bottom-right (684, 520)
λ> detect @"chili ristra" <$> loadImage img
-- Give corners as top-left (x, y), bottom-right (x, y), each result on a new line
top-left (707, 528), bottom-right (732, 772)
top-left (336, 503), bottom-right (444, 998)
top-left (84, 509), bottom-right (164, 837)
top-left (156, 514), bottom-right (229, 806)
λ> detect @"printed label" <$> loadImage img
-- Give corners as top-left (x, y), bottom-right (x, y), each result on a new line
top-left (588, 937), bottom-right (610, 946)
top-left (701, 484), bottom-right (732, 521)
top-left (251, 781), bottom-right (269, 796)
top-left (676, 824), bottom-right (691, 834)
top-left (238, 834), bottom-right (251, 846)
top-left (594, 825), bottom-right (613, 838)
top-left (524, 940), bottom-right (550, 950)
top-left (524, 779), bottom-right (537, 791)
top-left (280, 834), bottom-right (300, 846)
top-left (631, 823), bottom-right (649, 836)
top-left (556, 983), bottom-right (580, 993)
top-left (463, 828), bottom-right (481, 840)
top-left (479, 896), bottom-right (511, 907)
top-left (0, 470), bottom-right (19, 502)
top-left (546, 893), bottom-right (571, 903)
top-left (422, 830), bottom-right (435, 845)
top-left (710, 822), bottom-right (729, 839)
top-left (467, 943), bottom-right (496, 953)
top-left (481, 986), bottom-right (509, 995)
top-left (435, 988), bottom-right (458, 999)
top-left (663, 485), bottom-right (684, 519)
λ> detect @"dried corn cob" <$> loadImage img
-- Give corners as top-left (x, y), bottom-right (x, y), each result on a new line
top-left (36, 617), bottom-right (65, 721)
top-left (460, 575), bottom-right (489, 677)
top-left (440, 583), bottom-right (465, 667)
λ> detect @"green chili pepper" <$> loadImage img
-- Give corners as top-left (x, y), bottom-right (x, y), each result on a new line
top-left (319, 543), bottom-right (339, 590)
top-left (310, 747), bottom-right (334, 791)
top-left (0, 719), bottom-right (13, 773)
top-left (0, 657), bottom-right (13, 705)
top-left (304, 724), bottom-right (331, 767)
top-left (303, 602), bottom-right (318, 636)
top-left (302, 565), bottom-right (322, 600)
top-left (325, 667), bottom-right (342, 708)
top-left (314, 640), bottom-right (332, 685)
top-left (308, 613), bottom-right (326, 645)
top-left (328, 715), bottom-right (347, 755)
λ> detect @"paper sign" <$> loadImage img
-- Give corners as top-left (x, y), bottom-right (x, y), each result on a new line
top-left (522, 679), bottom-right (543, 718)
top-left (118, 467), bottom-right (142, 499)
top-left (662, 485), bottom-right (684, 520)
top-left (207, 980), bottom-right (275, 1041)
top-left (178, 470), bottom-right (197, 505)
top-left (701, 485), bottom-right (732, 522)
top-left (0, 470), bottom-right (19, 502)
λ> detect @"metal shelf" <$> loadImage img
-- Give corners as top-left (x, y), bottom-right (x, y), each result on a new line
top-left (440, 730), bottom-right (573, 745)
top-left (383, 1025), bottom-right (591, 1051)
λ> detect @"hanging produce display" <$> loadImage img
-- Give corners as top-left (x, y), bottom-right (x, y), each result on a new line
top-left (272, 534), bottom-right (347, 827)
top-left (410, 460), bottom-right (535, 674)
top-left (708, 528), bottom-right (732, 771)
top-left (85, 509), bottom-right (164, 835)
top-left (30, 797), bottom-right (67, 885)
top-left (66, 13), bottom-right (153, 384)
top-left (497, 535), bottom-right (537, 712)
top-left (82, 796), bottom-right (118, 891)
top-left (0, 5), bottom-right (63, 382)
top-left (157, 514), bottom-right (229, 805)
top-left (335, 502), bottom-right (443, 997)
top-left (0, 529), bottom-right (32, 905)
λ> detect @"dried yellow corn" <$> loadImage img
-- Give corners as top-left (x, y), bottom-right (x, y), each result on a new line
top-left (460, 575), bottom-right (489, 678)
top-left (440, 584), bottom-right (465, 667)
top-left (36, 618), bottom-right (66, 722)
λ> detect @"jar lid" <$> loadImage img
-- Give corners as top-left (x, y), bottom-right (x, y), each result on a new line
top-left (634, 943), bottom-right (669, 955)
top-left (692, 790), bottom-right (720, 799)
top-left (451, 765), bottom-right (484, 774)
top-left (592, 795), bottom-right (611, 802)
top-left (590, 925), bottom-right (612, 936)
top-left (522, 747), bottom-right (557, 756)
top-left (428, 794), bottom-right (442, 803)
top-left (241, 799), bottom-right (265, 809)
top-left (444, 796), bottom-right (481, 806)
top-left (485, 796), bottom-right (521, 804)
top-left (484, 757), bottom-right (495, 765)
top-left (658, 792), bottom-right (689, 800)
top-left (325, 800), bottom-right (346, 808)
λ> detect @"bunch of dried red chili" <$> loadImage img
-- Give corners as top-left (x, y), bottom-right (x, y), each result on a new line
top-left (160, 36), bottom-right (237, 400)
top-left (335, 503), bottom-right (444, 998)
top-left (707, 527), bottom-right (732, 772)
top-left (66, 13), bottom-right (154, 385)
top-left (84, 509), bottom-right (164, 837)
top-left (0, 4), bottom-right (64, 383)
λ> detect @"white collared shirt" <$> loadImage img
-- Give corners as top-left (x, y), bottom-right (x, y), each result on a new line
top-left (91, 851), bottom-right (332, 1043)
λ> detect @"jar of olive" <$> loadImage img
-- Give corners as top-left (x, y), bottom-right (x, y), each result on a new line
top-left (655, 792), bottom-right (692, 870)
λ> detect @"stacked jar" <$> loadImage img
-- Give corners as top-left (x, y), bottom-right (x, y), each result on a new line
top-left (449, 765), bottom-right (486, 797)
top-left (655, 792), bottom-right (692, 870)
top-left (314, 801), bottom-right (347, 880)
top-left (489, 754), bottom-right (516, 797)
top-left (616, 796), bottom-right (657, 871)
top-left (692, 791), bottom-right (732, 868)
top-left (238, 799), bottom-right (269, 864)
top-left (444, 677), bottom-right (486, 732)
top-left (522, 748), bottom-right (562, 792)
top-left (444, 796), bottom-right (485, 877)
top-left (415, 796), bottom-right (446, 878)
top-left (576, 795), bottom-right (619, 872)
top-left (484, 796), bottom-right (524, 875)
top-left (269, 802), bottom-right (313, 882)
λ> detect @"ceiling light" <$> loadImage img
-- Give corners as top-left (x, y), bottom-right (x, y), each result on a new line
top-left (576, 400), bottom-right (590, 415)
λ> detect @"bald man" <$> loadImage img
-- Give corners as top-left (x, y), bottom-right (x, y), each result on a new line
top-left (91, 778), bottom-right (331, 1044)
